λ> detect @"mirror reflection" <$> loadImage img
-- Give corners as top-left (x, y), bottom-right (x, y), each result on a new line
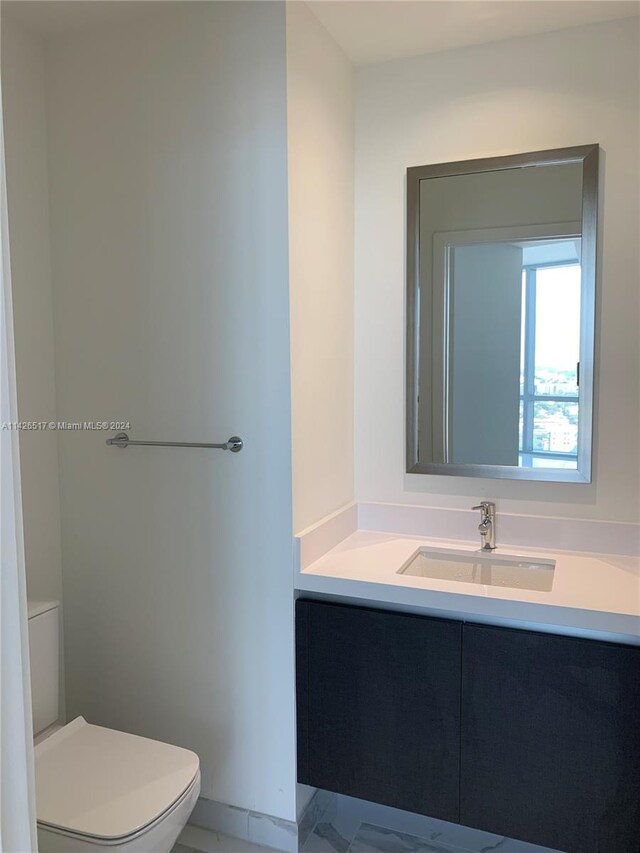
top-left (407, 147), bottom-right (598, 482)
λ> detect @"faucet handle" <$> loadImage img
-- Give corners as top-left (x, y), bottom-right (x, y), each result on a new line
top-left (472, 501), bottom-right (495, 519)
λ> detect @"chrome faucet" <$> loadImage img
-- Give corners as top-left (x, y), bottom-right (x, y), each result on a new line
top-left (472, 501), bottom-right (496, 551)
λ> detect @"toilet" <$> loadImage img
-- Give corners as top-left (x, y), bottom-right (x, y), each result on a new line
top-left (28, 602), bottom-right (200, 852)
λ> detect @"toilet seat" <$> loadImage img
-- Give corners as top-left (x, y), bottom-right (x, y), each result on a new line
top-left (37, 772), bottom-right (200, 852)
top-left (35, 717), bottom-right (200, 849)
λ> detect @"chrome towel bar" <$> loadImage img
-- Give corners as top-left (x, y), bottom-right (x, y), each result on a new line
top-left (106, 432), bottom-right (243, 452)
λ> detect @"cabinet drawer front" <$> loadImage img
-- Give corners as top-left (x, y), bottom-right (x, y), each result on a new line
top-left (461, 624), bottom-right (640, 853)
top-left (296, 600), bottom-right (462, 822)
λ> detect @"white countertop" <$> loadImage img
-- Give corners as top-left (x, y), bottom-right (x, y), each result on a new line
top-left (296, 531), bottom-right (640, 644)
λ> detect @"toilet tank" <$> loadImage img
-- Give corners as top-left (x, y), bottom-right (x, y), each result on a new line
top-left (27, 602), bottom-right (60, 735)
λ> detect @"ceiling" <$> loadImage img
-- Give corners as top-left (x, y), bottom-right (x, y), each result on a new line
top-left (307, 0), bottom-right (640, 65)
top-left (2, 0), bottom-right (638, 59)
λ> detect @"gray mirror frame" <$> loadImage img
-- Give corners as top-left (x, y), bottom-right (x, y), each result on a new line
top-left (406, 144), bottom-right (599, 483)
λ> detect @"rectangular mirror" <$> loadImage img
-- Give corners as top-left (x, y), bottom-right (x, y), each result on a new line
top-left (406, 145), bottom-right (599, 482)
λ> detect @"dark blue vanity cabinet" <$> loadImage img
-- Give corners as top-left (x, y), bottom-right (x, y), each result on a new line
top-left (460, 624), bottom-right (640, 853)
top-left (296, 599), bottom-right (462, 822)
top-left (296, 599), bottom-right (640, 853)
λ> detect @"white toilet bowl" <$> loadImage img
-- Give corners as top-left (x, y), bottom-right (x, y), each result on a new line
top-left (28, 603), bottom-right (200, 853)
top-left (35, 717), bottom-right (200, 853)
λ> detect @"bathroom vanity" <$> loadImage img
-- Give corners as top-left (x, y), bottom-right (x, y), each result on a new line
top-left (296, 599), bottom-right (640, 853)
top-left (294, 142), bottom-right (640, 852)
top-left (294, 513), bottom-right (640, 853)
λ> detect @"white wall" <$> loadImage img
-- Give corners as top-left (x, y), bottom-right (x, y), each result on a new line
top-left (355, 18), bottom-right (640, 522)
top-left (1, 19), bottom-right (63, 604)
top-left (287, 2), bottom-right (355, 534)
top-left (286, 4), bottom-right (354, 814)
top-left (448, 242), bottom-right (522, 466)
top-left (44, 2), bottom-right (296, 820)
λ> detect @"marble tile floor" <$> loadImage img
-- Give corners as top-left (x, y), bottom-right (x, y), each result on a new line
top-left (302, 821), bottom-right (542, 853)
top-left (174, 823), bottom-right (467, 853)
top-left (298, 793), bottom-right (560, 853)
top-left (173, 793), bottom-right (560, 853)
top-left (174, 818), bottom-right (559, 853)
top-left (174, 823), bottom-right (281, 853)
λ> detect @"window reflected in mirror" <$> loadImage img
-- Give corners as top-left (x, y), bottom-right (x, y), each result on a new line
top-left (519, 249), bottom-right (581, 470)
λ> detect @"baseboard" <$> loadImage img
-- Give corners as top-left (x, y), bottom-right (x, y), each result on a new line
top-left (188, 789), bottom-right (336, 853)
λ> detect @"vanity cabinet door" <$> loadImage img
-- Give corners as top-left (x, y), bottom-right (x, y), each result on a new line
top-left (461, 624), bottom-right (640, 853)
top-left (296, 599), bottom-right (462, 822)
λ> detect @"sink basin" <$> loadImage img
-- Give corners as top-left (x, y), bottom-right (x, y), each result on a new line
top-left (398, 547), bottom-right (555, 592)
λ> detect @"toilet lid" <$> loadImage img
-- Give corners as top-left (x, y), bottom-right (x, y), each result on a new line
top-left (35, 717), bottom-right (199, 840)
